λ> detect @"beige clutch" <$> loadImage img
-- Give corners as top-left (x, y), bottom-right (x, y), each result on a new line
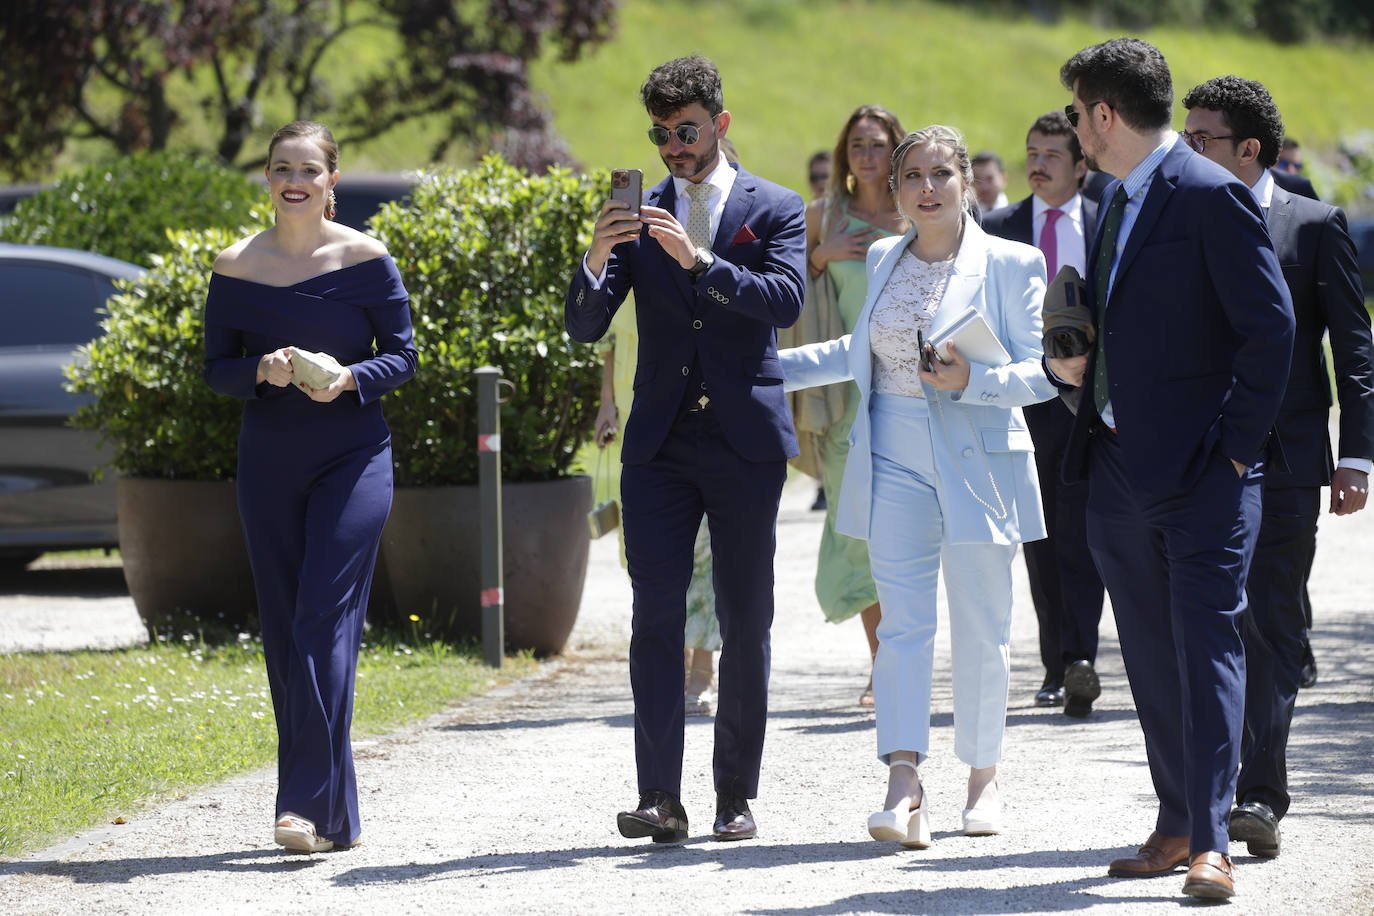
top-left (290, 348), bottom-right (342, 389)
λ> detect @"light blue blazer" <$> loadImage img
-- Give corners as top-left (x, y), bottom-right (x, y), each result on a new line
top-left (780, 218), bottom-right (1057, 545)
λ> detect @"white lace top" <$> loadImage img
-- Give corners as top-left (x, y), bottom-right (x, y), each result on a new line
top-left (869, 250), bottom-right (955, 396)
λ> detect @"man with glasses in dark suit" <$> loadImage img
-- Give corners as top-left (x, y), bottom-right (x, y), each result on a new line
top-left (1183, 74), bottom-right (1372, 864)
top-left (565, 54), bottom-right (806, 845)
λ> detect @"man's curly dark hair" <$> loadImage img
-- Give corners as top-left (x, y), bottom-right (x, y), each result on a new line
top-left (640, 55), bottom-right (723, 120)
top-left (1182, 75), bottom-right (1285, 169)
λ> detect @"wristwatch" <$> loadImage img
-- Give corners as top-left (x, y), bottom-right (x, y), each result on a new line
top-left (687, 246), bottom-right (714, 279)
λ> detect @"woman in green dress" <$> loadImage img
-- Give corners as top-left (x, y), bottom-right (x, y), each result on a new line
top-left (801, 105), bottom-right (908, 705)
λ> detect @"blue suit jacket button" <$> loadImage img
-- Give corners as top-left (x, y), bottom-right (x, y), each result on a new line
top-left (681, 366), bottom-right (689, 376)
top-left (693, 319), bottom-right (703, 329)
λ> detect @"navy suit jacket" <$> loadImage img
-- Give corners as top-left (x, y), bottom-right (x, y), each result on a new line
top-left (1264, 185), bottom-right (1374, 488)
top-left (1062, 139), bottom-right (1295, 499)
top-left (565, 164), bottom-right (807, 465)
top-left (982, 193), bottom-right (1098, 254)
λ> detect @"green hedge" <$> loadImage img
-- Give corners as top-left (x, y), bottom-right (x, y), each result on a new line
top-left (370, 157), bottom-right (606, 486)
top-left (0, 151), bottom-right (267, 266)
top-left (66, 227), bottom-right (261, 480)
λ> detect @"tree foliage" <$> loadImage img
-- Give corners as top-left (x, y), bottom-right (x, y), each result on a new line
top-left (0, 1), bottom-right (617, 180)
top-left (980, 0), bottom-right (1373, 43)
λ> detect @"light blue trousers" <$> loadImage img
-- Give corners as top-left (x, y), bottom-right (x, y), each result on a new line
top-left (867, 394), bottom-right (1017, 769)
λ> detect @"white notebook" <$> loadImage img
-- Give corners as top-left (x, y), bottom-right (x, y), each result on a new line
top-left (928, 305), bottom-right (1012, 368)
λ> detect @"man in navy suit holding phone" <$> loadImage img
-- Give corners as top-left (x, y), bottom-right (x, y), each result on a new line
top-left (1049, 39), bottom-right (1293, 900)
top-left (565, 54), bottom-right (806, 844)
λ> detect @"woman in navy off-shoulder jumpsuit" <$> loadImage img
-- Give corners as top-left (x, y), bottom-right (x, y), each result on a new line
top-left (204, 120), bottom-right (416, 851)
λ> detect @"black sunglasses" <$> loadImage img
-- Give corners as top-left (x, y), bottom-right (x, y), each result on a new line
top-left (647, 119), bottom-right (715, 147)
top-left (1065, 100), bottom-right (1108, 128)
top-left (1180, 130), bottom-right (1236, 154)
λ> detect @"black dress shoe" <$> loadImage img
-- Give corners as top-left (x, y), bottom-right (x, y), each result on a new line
top-left (1299, 644), bottom-right (1318, 689)
top-left (1228, 800), bottom-right (1280, 858)
top-left (713, 792), bottom-right (757, 841)
top-left (1063, 659), bottom-right (1101, 718)
top-left (1035, 681), bottom-right (1065, 707)
top-left (617, 790), bottom-right (688, 843)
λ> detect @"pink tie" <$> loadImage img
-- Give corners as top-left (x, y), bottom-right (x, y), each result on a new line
top-left (1039, 208), bottom-right (1063, 279)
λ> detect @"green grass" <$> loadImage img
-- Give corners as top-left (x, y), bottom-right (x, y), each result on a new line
top-left (0, 627), bottom-right (535, 856)
top-left (530, 0), bottom-right (1374, 210)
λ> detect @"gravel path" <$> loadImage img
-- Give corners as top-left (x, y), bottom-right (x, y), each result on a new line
top-left (2, 475), bottom-right (1371, 914)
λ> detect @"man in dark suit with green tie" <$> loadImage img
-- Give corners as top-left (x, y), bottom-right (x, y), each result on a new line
top-left (1049, 39), bottom-right (1294, 901)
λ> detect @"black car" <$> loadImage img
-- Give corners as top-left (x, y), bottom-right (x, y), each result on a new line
top-left (330, 172), bottom-right (418, 232)
top-left (0, 243), bottom-right (142, 567)
top-left (1349, 215), bottom-right (1374, 300)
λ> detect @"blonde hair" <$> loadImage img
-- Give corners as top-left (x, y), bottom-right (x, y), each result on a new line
top-left (889, 125), bottom-right (978, 219)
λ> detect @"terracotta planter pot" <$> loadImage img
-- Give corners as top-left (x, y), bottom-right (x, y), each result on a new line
top-left (116, 477), bottom-right (257, 633)
top-left (380, 476), bottom-right (591, 656)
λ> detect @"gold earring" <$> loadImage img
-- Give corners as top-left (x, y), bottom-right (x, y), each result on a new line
top-left (845, 173), bottom-right (857, 195)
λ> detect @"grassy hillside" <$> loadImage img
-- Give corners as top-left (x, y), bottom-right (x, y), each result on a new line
top-left (529, 0), bottom-right (1374, 209)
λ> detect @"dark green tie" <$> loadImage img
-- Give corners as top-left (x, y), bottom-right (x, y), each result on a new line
top-left (1093, 186), bottom-right (1129, 416)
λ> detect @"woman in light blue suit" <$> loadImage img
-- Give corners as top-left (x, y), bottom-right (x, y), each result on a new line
top-left (781, 126), bottom-right (1056, 847)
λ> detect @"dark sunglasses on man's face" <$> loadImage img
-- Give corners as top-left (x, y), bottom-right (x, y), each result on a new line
top-left (647, 119), bottom-right (713, 147)
top-left (1064, 100), bottom-right (1108, 128)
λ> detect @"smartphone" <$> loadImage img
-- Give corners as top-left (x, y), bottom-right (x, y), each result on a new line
top-left (917, 328), bottom-right (935, 372)
top-left (610, 168), bottom-right (643, 216)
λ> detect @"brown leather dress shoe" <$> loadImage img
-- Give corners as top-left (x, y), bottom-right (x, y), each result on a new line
top-left (712, 792), bottom-right (757, 841)
top-left (1183, 850), bottom-right (1235, 899)
top-left (617, 790), bottom-right (688, 843)
top-left (1107, 831), bottom-right (1190, 877)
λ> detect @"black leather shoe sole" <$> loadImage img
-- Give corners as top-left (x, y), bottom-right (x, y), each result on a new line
top-left (617, 812), bottom-right (687, 843)
top-left (1228, 809), bottom-right (1280, 858)
top-left (1063, 662), bottom-right (1101, 718)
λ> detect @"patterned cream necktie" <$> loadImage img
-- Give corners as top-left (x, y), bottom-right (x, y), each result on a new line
top-left (686, 182), bottom-right (713, 249)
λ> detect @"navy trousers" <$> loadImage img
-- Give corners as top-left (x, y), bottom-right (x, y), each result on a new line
top-left (238, 407), bottom-right (393, 847)
top-left (1085, 430), bottom-right (1261, 855)
top-left (1237, 485), bottom-right (1319, 820)
top-left (620, 408), bottom-right (785, 800)
top-left (1022, 398), bottom-right (1105, 681)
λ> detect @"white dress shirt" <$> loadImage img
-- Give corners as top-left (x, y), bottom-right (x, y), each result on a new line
top-left (1031, 192), bottom-right (1087, 278)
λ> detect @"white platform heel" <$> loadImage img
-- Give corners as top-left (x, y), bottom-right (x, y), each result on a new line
top-left (867, 759), bottom-right (931, 847)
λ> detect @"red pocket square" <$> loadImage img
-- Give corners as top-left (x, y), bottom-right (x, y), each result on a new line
top-left (731, 224), bottom-right (759, 245)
